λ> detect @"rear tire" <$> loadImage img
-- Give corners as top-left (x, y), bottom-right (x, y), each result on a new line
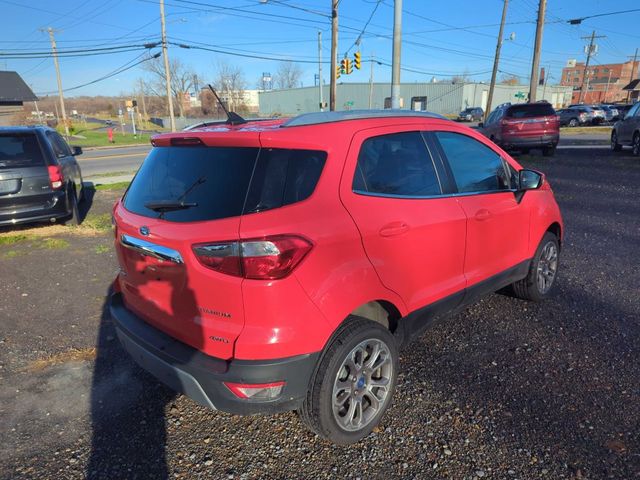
top-left (510, 232), bottom-right (559, 302)
top-left (298, 317), bottom-right (398, 445)
top-left (611, 131), bottom-right (622, 152)
top-left (64, 188), bottom-right (80, 226)
top-left (542, 145), bottom-right (556, 157)
top-left (568, 118), bottom-right (578, 127)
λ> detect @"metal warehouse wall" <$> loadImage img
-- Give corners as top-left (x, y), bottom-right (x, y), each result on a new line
top-left (258, 83), bottom-right (573, 116)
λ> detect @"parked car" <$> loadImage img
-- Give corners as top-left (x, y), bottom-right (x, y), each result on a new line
top-left (110, 110), bottom-right (563, 444)
top-left (598, 105), bottom-right (619, 123)
top-left (612, 104), bottom-right (633, 121)
top-left (557, 108), bottom-right (590, 127)
top-left (569, 105), bottom-right (605, 124)
top-left (478, 102), bottom-right (559, 156)
top-left (0, 126), bottom-right (84, 226)
top-left (611, 102), bottom-right (640, 155)
top-left (458, 107), bottom-right (484, 122)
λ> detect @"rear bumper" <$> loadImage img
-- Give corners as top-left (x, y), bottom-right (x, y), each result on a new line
top-left (110, 292), bottom-right (319, 415)
top-left (501, 133), bottom-right (559, 149)
top-left (0, 191), bottom-right (67, 226)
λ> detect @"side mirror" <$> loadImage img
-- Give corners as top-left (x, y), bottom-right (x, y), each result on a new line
top-left (478, 122), bottom-right (484, 128)
top-left (72, 146), bottom-right (83, 156)
top-left (519, 169), bottom-right (543, 190)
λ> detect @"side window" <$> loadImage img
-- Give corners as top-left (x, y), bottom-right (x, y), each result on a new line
top-left (46, 132), bottom-right (70, 158)
top-left (54, 133), bottom-right (73, 156)
top-left (353, 131), bottom-right (441, 197)
top-left (486, 111), bottom-right (497, 124)
top-left (435, 132), bottom-right (511, 193)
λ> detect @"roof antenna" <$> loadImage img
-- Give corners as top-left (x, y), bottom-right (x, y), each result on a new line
top-left (207, 84), bottom-right (246, 125)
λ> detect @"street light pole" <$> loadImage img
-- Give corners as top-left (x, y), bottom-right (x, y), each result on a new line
top-left (330, 0), bottom-right (338, 111)
top-left (485, 0), bottom-right (509, 122)
top-left (160, 0), bottom-right (176, 131)
top-left (390, 0), bottom-right (402, 109)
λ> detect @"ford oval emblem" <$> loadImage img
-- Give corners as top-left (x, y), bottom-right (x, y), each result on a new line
top-left (139, 226), bottom-right (150, 236)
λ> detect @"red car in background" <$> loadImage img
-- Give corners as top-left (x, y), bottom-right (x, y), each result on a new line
top-left (110, 110), bottom-right (563, 444)
top-left (479, 102), bottom-right (560, 156)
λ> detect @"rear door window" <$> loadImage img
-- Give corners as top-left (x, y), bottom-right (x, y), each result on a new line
top-left (0, 133), bottom-right (45, 169)
top-left (434, 132), bottom-right (511, 193)
top-left (124, 146), bottom-right (326, 222)
top-left (506, 104), bottom-right (556, 118)
top-left (352, 131), bottom-right (441, 197)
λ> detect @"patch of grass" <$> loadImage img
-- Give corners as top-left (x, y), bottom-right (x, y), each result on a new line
top-left (42, 237), bottom-right (70, 249)
top-left (24, 347), bottom-right (97, 372)
top-left (560, 126), bottom-right (612, 134)
top-left (3, 250), bottom-right (21, 258)
top-left (95, 244), bottom-right (111, 254)
top-left (81, 213), bottom-right (112, 231)
top-left (0, 234), bottom-right (31, 246)
top-left (70, 130), bottom-right (152, 147)
top-left (95, 181), bottom-right (130, 191)
top-left (90, 170), bottom-right (136, 178)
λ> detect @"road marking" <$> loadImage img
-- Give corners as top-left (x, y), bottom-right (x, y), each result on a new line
top-left (80, 152), bottom-right (148, 161)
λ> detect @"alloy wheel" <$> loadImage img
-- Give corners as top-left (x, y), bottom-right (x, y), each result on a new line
top-left (536, 241), bottom-right (558, 294)
top-left (332, 338), bottom-right (393, 432)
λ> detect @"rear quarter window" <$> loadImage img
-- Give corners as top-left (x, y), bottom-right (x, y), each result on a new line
top-left (0, 133), bottom-right (45, 169)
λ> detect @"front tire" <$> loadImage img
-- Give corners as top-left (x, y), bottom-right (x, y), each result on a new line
top-left (568, 118), bottom-right (578, 127)
top-left (511, 232), bottom-right (559, 301)
top-left (64, 188), bottom-right (80, 226)
top-left (633, 133), bottom-right (640, 156)
top-left (611, 131), bottom-right (622, 152)
top-left (542, 145), bottom-right (556, 157)
top-left (299, 317), bottom-right (398, 445)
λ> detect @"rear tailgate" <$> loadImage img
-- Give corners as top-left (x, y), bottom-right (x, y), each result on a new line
top-left (114, 134), bottom-right (261, 359)
top-left (0, 132), bottom-right (52, 210)
top-left (504, 104), bottom-right (558, 137)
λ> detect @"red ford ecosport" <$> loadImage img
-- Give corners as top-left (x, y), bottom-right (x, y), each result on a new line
top-left (111, 110), bottom-right (563, 444)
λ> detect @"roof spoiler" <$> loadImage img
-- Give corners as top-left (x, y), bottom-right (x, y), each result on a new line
top-left (207, 84), bottom-right (246, 126)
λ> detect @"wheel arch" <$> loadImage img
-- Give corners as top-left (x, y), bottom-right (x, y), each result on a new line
top-left (546, 221), bottom-right (562, 248)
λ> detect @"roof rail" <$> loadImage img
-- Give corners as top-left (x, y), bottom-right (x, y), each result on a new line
top-left (281, 109), bottom-right (447, 128)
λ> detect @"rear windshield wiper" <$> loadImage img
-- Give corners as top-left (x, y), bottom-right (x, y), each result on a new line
top-left (144, 201), bottom-right (198, 212)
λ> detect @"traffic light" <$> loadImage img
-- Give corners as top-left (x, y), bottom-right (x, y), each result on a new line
top-left (354, 51), bottom-right (361, 70)
top-left (345, 58), bottom-right (353, 75)
top-left (340, 58), bottom-right (347, 75)
top-left (336, 65), bottom-right (341, 80)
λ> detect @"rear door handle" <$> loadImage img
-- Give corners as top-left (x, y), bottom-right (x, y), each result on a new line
top-left (474, 209), bottom-right (492, 221)
top-left (379, 222), bottom-right (409, 237)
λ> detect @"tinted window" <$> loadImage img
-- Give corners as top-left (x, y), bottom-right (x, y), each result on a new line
top-left (506, 104), bottom-right (556, 118)
top-left (0, 133), bottom-right (45, 169)
top-left (46, 131), bottom-right (68, 158)
top-left (435, 132), bottom-right (511, 193)
top-left (243, 148), bottom-right (326, 213)
top-left (124, 146), bottom-right (326, 222)
top-left (353, 131), bottom-right (441, 196)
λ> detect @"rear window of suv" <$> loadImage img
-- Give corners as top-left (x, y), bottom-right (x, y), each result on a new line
top-left (0, 133), bottom-right (45, 169)
top-left (123, 146), bottom-right (326, 222)
top-left (506, 104), bottom-right (556, 118)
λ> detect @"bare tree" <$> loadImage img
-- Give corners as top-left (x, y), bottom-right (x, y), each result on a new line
top-left (211, 60), bottom-right (247, 113)
top-left (500, 74), bottom-right (521, 86)
top-left (143, 57), bottom-right (195, 118)
top-left (274, 61), bottom-right (303, 89)
top-left (450, 70), bottom-right (472, 84)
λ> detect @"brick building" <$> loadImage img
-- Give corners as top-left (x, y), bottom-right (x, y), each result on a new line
top-left (561, 59), bottom-right (639, 104)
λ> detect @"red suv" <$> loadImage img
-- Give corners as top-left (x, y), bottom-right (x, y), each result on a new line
top-left (479, 102), bottom-right (560, 156)
top-left (111, 111), bottom-right (563, 444)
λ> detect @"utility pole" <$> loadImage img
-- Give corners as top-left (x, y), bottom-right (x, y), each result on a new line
top-left (369, 54), bottom-right (375, 109)
top-left (45, 27), bottom-right (69, 137)
top-left (330, 0), bottom-right (338, 111)
top-left (139, 79), bottom-right (148, 127)
top-left (390, 0), bottom-right (402, 109)
top-left (160, 0), bottom-right (176, 131)
top-left (485, 0), bottom-right (508, 122)
top-left (627, 48), bottom-right (638, 102)
top-left (578, 30), bottom-right (605, 104)
top-left (528, 0), bottom-right (546, 102)
top-left (318, 31), bottom-right (324, 112)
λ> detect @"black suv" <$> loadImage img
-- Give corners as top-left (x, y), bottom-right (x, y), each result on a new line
top-left (0, 126), bottom-right (84, 226)
top-left (611, 102), bottom-right (640, 156)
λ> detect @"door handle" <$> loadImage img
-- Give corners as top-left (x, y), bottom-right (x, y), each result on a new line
top-left (379, 222), bottom-right (409, 237)
top-left (474, 209), bottom-right (492, 221)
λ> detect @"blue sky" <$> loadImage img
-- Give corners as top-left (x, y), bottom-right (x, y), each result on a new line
top-left (1, 0), bottom-right (639, 97)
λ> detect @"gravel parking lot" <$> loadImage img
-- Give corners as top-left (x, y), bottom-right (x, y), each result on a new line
top-left (0, 145), bottom-right (639, 480)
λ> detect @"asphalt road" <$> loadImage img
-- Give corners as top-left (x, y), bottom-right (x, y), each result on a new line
top-left (78, 145), bottom-right (150, 178)
top-left (1, 144), bottom-right (638, 479)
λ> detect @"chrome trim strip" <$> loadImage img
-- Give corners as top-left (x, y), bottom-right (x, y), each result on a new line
top-left (120, 234), bottom-right (183, 264)
top-left (352, 188), bottom-right (518, 200)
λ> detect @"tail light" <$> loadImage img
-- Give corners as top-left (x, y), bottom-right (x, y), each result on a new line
top-left (224, 381), bottom-right (285, 400)
top-left (193, 235), bottom-right (313, 280)
top-left (47, 165), bottom-right (64, 190)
